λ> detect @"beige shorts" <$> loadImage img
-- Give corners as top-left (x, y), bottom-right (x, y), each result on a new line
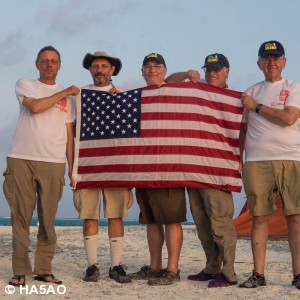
top-left (73, 188), bottom-right (133, 219)
top-left (243, 160), bottom-right (300, 216)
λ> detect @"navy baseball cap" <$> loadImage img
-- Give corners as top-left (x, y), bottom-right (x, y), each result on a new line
top-left (202, 53), bottom-right (230, 69)
top-left (143, 53), bottom-right (166, 67)
top-left (258, 41), bottom-right (285, 58)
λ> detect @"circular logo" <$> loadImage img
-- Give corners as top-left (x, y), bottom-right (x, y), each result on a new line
top-left (5, 285), bottom-right (16, 294)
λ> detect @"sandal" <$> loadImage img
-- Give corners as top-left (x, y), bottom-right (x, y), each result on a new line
top-left (9, 275), bottom-right (25, 286)
top-left (34, 274), bottom-right (62, 284)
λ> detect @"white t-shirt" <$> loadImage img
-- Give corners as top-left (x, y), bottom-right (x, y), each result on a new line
top-left (9, 78), bottom-right (75, 163)
top-left (82, 83), bottom-right (115, 92)
top-left (242, 78), bottom-right (300, 161)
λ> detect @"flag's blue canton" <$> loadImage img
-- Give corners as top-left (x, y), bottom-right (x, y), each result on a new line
top-left (80, 89), bottom-right (142, 141)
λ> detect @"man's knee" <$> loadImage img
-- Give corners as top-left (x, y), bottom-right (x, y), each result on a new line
top-left (252, 215), bottom-right (269, 228)
top-left (83, 219), bottom-right (99, 235)
top-left (286, 214), bottom-right (300, 226)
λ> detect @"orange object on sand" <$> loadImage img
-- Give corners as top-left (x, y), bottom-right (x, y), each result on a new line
top-left (234, 193), bottom-right (288, 239)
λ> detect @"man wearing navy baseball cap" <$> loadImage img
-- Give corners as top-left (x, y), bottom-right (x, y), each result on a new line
top-left (202, 53), bottom-right (230, 69)
top-left (165, 53), bottom-right (230, 89)
top-left (258, 40), bottom-right (285, 58)
top-left (239, 40), bottom-right (300, 290)
top-left (128, 53), bottom-right (186, 286)
top-left (142, 53), bottom-right (166, 67)
top-left (165, 53), bottom-right (238, 288)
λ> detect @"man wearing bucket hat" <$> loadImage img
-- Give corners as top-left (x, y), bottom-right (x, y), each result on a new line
top-left (166, 53), bottom-right (238, 288)
top-left (128, 53), bottom-right (187, 286)
top-left (239, 41), bottom-right (300, 289)
top-left (73, 51), bottom-right (133, 284)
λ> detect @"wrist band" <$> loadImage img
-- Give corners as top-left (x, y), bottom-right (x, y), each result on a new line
top-left (256, 103), bottom-right (263, 114)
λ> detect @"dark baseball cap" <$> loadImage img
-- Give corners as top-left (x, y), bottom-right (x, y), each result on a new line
top-left (202, 53), bottom-right (230, 69)
top-left (143, 53), bottom-right (166, 66)
top-left (258, 40), bottom-right (285, 58)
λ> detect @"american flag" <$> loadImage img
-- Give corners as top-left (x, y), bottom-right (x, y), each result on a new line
top-left (73, 82), bottom-right (243, 192)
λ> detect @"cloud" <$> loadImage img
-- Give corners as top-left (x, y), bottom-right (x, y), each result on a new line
top-left (33, 0), bottom-right (141, 37)
top-left (0, 31), bottom-right (27, 66)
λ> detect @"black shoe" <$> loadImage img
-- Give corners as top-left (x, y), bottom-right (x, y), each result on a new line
top-left (128, 266), bottom-right (160, 280)
top-left (109, 265), bottom-right (132, 284)
top-left (83, 264), bottom-right (100, 282)
top-left (147, 269), bottom-right (180, 286)
top-left (239, 271), bottom-right (266, 288)
top-left (292, 273), bottom-right (300, 289)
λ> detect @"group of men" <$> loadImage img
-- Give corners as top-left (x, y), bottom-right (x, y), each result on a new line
top-left (3, 40), bottom-right (300, 290)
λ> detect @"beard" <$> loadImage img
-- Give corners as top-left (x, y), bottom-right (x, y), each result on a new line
top-left (93, 73), bottom-right (110, 86)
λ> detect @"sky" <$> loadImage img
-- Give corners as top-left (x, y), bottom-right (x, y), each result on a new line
top-left (1, 0), bottom-right (300, 219)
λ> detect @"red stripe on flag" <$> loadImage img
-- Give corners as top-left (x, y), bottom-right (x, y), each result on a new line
top-left (76, 180), bottom-right (242, 192)
top-left (142, 95), bottom-right (243, 115)
top-left (141, 112), bottom-right (241, 130)
top-left (79, 145), bottom-right (239, 161)
top-left (78, 164), bottom-right (240, 178)
top-left (140, 130), bottom-right (239, 148)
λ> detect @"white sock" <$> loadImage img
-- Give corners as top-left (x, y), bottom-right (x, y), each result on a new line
top-left (109, 236), bottom-right (123, 268)
top-left (84, 234), bottom-right (98, 267)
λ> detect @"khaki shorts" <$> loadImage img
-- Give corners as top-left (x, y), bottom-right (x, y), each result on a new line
top-left (136, 188), bottom-right (186, 224)
top-left (243, 161), bottom-right (300, 216)
top-left (73, 188), bottom-right (133, 219)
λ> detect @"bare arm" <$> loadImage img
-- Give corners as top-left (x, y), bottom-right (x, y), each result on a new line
top-left (165, 70), bottom-right (200, 83)
top-left (23, 85), bottom-right (80, 114)
top-left (66, 122), bottom-right (75, 187)
top-left (241, 93), bottom-right (299, 126)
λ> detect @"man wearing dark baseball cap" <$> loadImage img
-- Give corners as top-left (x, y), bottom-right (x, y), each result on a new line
top-left (165, 53), bottom-right (230, 88)
top-left (128, 53), bottom-right (186, 286)
top-left (239, 40), bottom-right (300, 290)
top-left (142, 53), bottom-right (166, 67)
top-left (202, 53), bottom-right (230, 70)
top-left (258, 40), bottom-right (285, 58)
top-left (165, 53), bottom-right (238, 288)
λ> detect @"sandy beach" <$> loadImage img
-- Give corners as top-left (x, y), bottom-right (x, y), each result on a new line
top-left (0, 225), bottom-right (299, 299)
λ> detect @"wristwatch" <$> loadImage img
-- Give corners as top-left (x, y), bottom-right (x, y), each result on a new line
top-left (255, 103), bottom-right (263, 114)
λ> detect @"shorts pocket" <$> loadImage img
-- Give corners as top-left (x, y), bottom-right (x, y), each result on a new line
top-left (224, 191), bottom-right (234, 218)
top-left (73, 189), bottom-right (83, 212)
top-left (58, 177), bottom-right (65, 201)
top-left (3, 170), bottom-right (16, 208)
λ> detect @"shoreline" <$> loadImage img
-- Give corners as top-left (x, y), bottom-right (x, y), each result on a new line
top-left (0, 217), bottom-right (195, 227)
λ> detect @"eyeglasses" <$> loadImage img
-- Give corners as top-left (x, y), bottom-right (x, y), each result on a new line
top-left (203, 67), bottom-right (226, 73)
top-left (143, 64), bottom-right (165, 71)
top-left (39, 59), bottom-right (60, 65)
top-left (260, 56), bottom-right (285, 64)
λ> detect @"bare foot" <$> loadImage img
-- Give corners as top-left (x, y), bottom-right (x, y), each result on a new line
top-left (34, 274), bottom-right (62, 284)
top-left (9, 275), bottom-right (25, 286)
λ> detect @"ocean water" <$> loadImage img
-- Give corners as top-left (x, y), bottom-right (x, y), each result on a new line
top-left (0, 217), bottom-right (194, 227)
